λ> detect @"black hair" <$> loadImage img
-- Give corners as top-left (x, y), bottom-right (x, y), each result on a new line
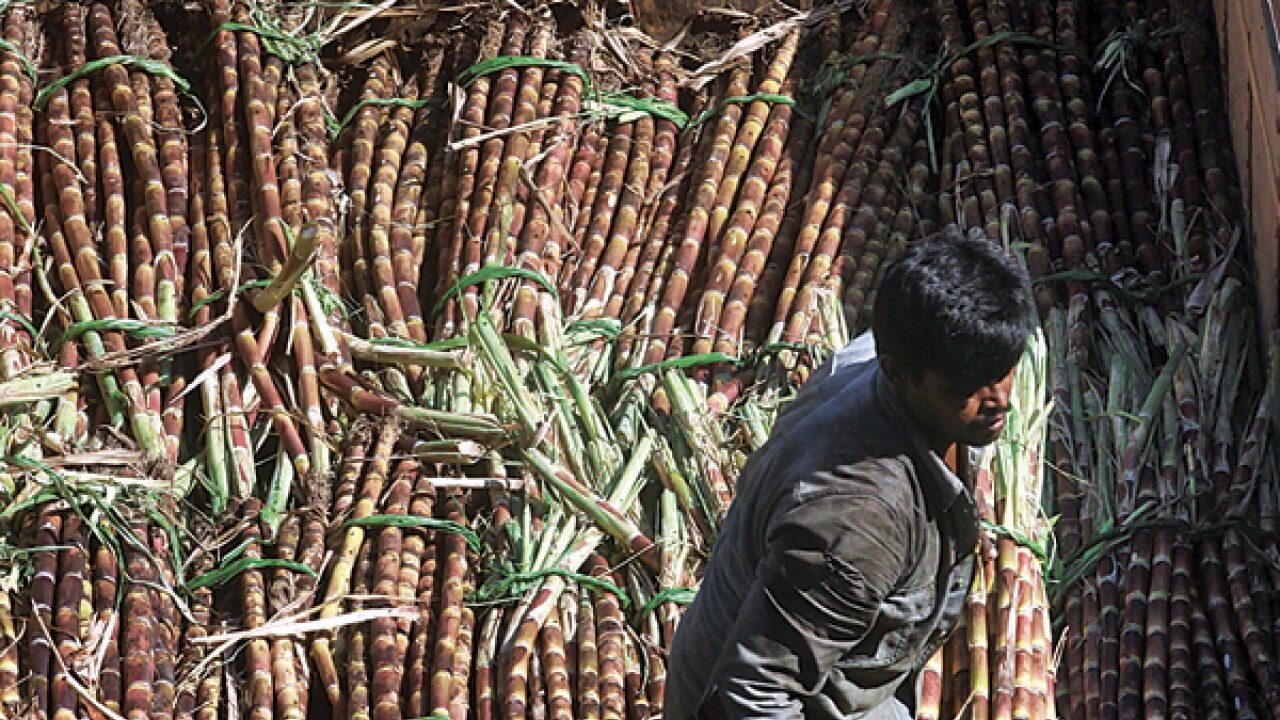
top-left (871, 233), bottom-right (1034, 389)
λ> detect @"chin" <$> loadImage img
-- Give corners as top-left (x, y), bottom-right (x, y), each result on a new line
top-left (960, 427), bottom-right (1005, 447)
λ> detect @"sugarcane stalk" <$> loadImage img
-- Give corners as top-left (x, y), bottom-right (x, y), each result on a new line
top-left (693, 78), bottom-right (797, 361)
top-left (616, 83), bottom-right (706, 358)
top-left (536, 600), bottom-right (572, 720)
top-left (122, 522), bottom-right (155, 720)
top-left (50, 513), bottom-right (86, 720)
top-left (1221, 529), bottom-right (1280, 718)
top-left (585, 555), bottom-right (626, 720)
top-left (1166, 538), bottom-right (1195, 720)
top-left (88, 3), bottom-right (177, 326)
top-left (147, 523), bottom-right (179, 720)
top-left (370, 459), bottom-right (414, 720)
top-left (311, 424), bottom-right (397, 708)
top-left (262, 515), bottom-right (304, 720)
top-left (712, 101), bottom-right (814, 367)
top-left (293, 67), bottom-right (344, 343)
top-left (602, 54), bottom-right (680, 323)
top-left (7, 4), bottom-right (31, 331)
top-left (917, 648), bottom-right (946, 720)
top-left (641, 58), bottom-right (753, 365)
top-left (390, 48), bottom-right (447, 347)
top-left (567, 89), bottom-right (643, 317)
top-left (0, 5), bottom-right (34, 378)
top-left (41, 83), bottom-right (159, 451)
top-left (622, 623), bottom-right (650, 720)
top-left (318, 366), bottom-right (511, 444)
top-left (1138, 529), bottom-right (1173, 720)
top-left (524, 449), bottom-right (659, 573)
top-left (345, 531), bottom-right (376, 720)
top-left (403, 474), bottom-right (440, 716)
top-left (1190, 580), bottom-right (1234, 720)
top-left (91, 540), bottom-right (122, 716)
top-left (433, 23), bottom-right (503, 338)
top-left (359, 75), bottom-right (419, 342)
top-left (177, 546), bottom-right (213, 720)
top-left (447, 600), bottom-right (475, 720)
top-left (1198, 535), bottom-right (1260, 718)
top-left (429, 494), bottom-right (470, 717)
top-left (577, 584), bottom-right (601, 720)
top-left (509, 37), bottom-right (591, 334)
top-left (579, 80), bottom-right (658, 321)
top-left (482, 22), bottom-right (553, 268)
top-left (704, 30), bottom-right (802, 256)
top-left (455, 18), bottom-right (530, 326)
top-left (231, 499), bottom-right (273, 720)
top-left (472, 607), bottom-right (502, 720)
top-left (837, 90), bottom-right (926, 332)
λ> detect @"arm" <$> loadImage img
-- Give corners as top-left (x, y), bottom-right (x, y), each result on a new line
top-left (701, 484), bottom-right (910, 719)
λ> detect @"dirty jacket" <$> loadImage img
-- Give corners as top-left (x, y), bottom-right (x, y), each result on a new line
top-left (664, 334), bottom-right (980, 719)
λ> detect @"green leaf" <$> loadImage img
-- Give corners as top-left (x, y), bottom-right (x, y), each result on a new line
top-left (470, 567), bottom-right (632, 609)
top-left (369, 336), bottom-right (469, 352)
top-left (586, 91), bottom-right (691, 129)
top-left (185, 557), bottom-right (316, 592)
top-left (0, 182), bottom-right (31, 236)
top-left (343, 515), bottom-right (482, 553)
top-left (431, 265), bottom-right (556, 319)
top-left (0, 39), bottom-right (37, 84)
top-left (885, 78), bottom-right (934, 107)
top-left (188, 279), bottom-right (274, 319)
top-left (456, 57), bottom-right (591, 90)
top-left (0, 310), bottom-right (38, 343)
top-left (567, 319), bottom-right (623, 343)
top-left (962, 30), bottom-right (1061, 54)
top-left (614, 353), bottom-right (739, 383)
top-left (980, 519), bottom-right (1050, 565)
top-left (687, 93), bottom-right (813, 129)
top-left (57, 318), bottom-right (177, 349)
top-left (637, 586), bottom-right (698, 619)
top-left (36, 56), bottom-right (201, 116)
top-left (195, 22), bottom-right (325, 66)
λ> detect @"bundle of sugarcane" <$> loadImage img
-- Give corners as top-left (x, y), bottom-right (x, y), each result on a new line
top-left (1045, 275), bottom-right (1278, 720)
top-left (289, 288), bottom-right (721, 720)
top-left (0, 369), bottom-right (78, 714)
top-left (918, 0), bottom-right (1241, 301)
top-left (0, 456), bottom-right (215, 720)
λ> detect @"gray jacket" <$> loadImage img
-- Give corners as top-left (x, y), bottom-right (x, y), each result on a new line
top-left (664, 335), bottom-right (979, 719)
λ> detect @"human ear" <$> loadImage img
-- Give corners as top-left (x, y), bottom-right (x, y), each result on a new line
top-left (878, 353), bottom-right (902, 384)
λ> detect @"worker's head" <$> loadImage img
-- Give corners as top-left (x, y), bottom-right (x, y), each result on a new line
top-left (872, 233), bottom-right (1034, 451)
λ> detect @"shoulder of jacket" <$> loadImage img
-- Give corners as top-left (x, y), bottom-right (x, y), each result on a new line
top-left (787, 456), bottom-right (916, 509)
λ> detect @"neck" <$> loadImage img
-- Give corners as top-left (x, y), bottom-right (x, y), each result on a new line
top-left (938, 441), bottom-right (962, 471)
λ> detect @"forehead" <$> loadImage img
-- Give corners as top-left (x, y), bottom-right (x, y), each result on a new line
top-left (921, 366), bottom-right (1012, 397)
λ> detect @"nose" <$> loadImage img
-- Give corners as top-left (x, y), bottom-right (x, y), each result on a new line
top-left (979, 380), bottom-right (1011, 412)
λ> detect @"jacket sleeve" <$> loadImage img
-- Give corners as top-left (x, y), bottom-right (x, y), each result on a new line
top-left (701, 473), bottom-right (911, 719)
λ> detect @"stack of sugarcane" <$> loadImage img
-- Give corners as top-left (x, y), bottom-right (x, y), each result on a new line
top-left (291, 288), bottom-right (763, 720)
top-left (0, 0), bottom-right (1274, 718)
top-left (1043, 278), bottom-right (1279, 720)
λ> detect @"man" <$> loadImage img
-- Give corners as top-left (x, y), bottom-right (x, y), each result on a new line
top-left (664, 235), bottom-right (1034, 719)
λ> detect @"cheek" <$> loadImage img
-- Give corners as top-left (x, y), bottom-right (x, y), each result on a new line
top-left (928, 392), bottom-right (981, 429)
top-left (958, 396), bottom-right (985, 424)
